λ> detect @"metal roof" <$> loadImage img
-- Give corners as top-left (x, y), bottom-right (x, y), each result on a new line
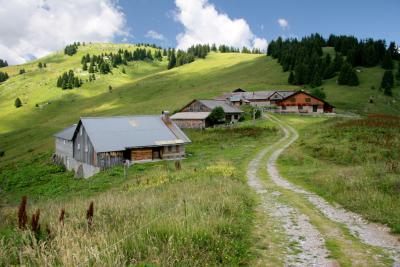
top-left (76, 115), bottom-right (191, 153)
top-left (198, 100), bottom-right (243, 113)
top-left (171, 112), bottom-right (211, 120)
top-left (54, 124), bottom-right (77, 140)
top-left (215, 90), bottom-right (297, 101)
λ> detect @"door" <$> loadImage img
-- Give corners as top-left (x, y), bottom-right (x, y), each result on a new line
top-left (312, 105), bottom-right (318, 112)
top-left (152, 148), bottom-right (161, 159)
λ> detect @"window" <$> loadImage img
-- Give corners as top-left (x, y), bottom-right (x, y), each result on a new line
top-left (298, 105), bottom-right (303, 110)
top-left (290, 97), bottom-right (296, 102)
top-left (63, 140), bottom-right (66, 145)
top-left (85, 145), bottom-right (88, 153)
top-left (282, 105), bottom-right (286, 110)
top-left (305, 98), bottom-right (311, 103)
top-left (77, 144), bottom-right (80, 150)
top-left (234, 115), bottom-right (239, 120)
top-left (80, 127), bottom-right (83, 136)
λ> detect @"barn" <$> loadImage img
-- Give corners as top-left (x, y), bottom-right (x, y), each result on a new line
top-left (54, 112), bottom-right (191, 178)
top-left (171, 99), bottom-right (243, 128)
top-left (275, 91), bottom-right (335, 114)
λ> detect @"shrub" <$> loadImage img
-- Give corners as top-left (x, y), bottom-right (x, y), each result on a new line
top-left (14, 98), bottom-right (22, 108)
top-left (0, 150), bottom-right (4, 157)
top-left (208, 106), bottom-right (225, 124)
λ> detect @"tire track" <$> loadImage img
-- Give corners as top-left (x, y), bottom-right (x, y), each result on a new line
top-left (266, 114), bottom-right (400, 266)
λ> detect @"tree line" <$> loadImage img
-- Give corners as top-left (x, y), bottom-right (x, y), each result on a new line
top-left (0, 59), bottom-right (8, 68)
top-left (268, 33), bottom-right (399, 92)
top-left (64, 42), bottom-right (81, 56)
top-left (56, 70), bottom-right (83, 89)
top-left (167, 44), bottom-right (210, 69)
top-left (0, 72), bottom-right (9, 82)
top-left (81, 47), bottom-right (162, 75)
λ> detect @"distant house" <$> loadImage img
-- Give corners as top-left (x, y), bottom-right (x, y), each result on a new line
top-left (171, 99), bottom-right (243, 128)
top-left (217, 88), bottom-right (335, 114)
top-left (54, 112), bottom-right (191, 178)
top-left (275, 91), bottom-right (335, 114)
top-left (216, 89), bottom-right (297, 107)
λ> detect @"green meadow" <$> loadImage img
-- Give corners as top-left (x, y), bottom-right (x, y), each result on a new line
top-left (0, 43), bottom-right (400, 265)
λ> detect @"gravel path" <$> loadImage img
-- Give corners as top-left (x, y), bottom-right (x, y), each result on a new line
top-left (247, 134), bottom-right (334, 266)
top-left (266, 114), bottom-right (400, 266)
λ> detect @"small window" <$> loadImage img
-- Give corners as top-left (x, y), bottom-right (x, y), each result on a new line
top-left (282, 106), bottom-right (286, 110)
top-left (85, 145), bottom-right (88, 153)
top-left (290, 97), bottom-right (296, 102)
top-left (77, 144), bottom-right (80, 150)
top-left (63, 140), bottom-right (66, 145)
top-left (298, 105), bottom-right (303, 110)
top-left (305, 98), bottom-right (311, 102)
top-left (234, 115), bottom-right (239, 119)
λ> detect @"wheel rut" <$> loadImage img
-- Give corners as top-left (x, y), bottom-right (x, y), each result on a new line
top-left (248, 114), bottom-right (400, 266)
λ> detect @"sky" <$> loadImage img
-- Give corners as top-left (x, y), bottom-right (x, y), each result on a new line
top-left (0, 0), bottom-right (399, 65)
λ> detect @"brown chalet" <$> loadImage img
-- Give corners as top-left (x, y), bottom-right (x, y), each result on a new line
top-left (275, 91), bottom-right (335, 114)
top-left (171, 99), bottom-right (243, 129)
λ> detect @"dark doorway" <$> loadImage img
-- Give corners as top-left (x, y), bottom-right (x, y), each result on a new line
top-left (312, 105), bottom-right (318, 112)
top-left (152, 147), bottom-right (161, 159)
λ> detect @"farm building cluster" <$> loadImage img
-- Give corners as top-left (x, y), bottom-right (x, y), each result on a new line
top-left (54, 112), bottom-right (191, 178)
top-left (54, 88), bottom-right (334, 177)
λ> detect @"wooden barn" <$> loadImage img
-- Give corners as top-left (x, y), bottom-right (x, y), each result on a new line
top-left (275, 91), bottom-right (335, 114)
top-left (54, 112), bottom-right (191, 177)
top-left (216, 89), bottom-right (296, 107)
top-left (171, 99), bottom-right (243, 128)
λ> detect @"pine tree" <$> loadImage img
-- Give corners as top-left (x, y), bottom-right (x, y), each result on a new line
top-left (82, 62), bottom-right (88, 71)
top-left (382, 51), bottom-right (393, 69)
top-left (381, 70), bottom-right (394, 96)
top-left (15, 98), bottom-right (22, 108)
top-left (333, 53), bottom-right (344, 72)
top-left (167, 50), bottom-right (176, 69)
top-left (288, 71), bottom-right (294, 84)
top-left (347, 69), bottom-right (360, 86)
top-left (310, 70), bottom-right (322, 88)
top-left (338, 63), bottom-right (351, 85)
top-left (38, 62), bottom-right (43, 69)
top-left (323, 63), bottom-right (336, 79)
top-left (396, 61), bottom-right (400, 81)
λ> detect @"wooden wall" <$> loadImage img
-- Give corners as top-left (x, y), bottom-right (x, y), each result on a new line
top-left (73, 124), bottom-right (97, 166)
top-left (131, 148), bottom-right (153, 161)
top-left (278, 92), bottom-right (324, 108)
top-left (181, 101), bottom-right (211, 112)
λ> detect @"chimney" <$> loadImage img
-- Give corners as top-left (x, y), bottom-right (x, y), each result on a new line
top-left (162, 110), bottom-right (172, 124)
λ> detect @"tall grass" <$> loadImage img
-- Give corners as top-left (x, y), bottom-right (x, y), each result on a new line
top-left (0, 121), bottom-right (278, 265)
top-left (278, 114), bottom-right (400, 233)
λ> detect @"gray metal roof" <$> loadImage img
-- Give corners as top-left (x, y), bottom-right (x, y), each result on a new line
top-left (215, 90), bottom-right (297, 101)
top-left (198, 100), bottom-right (243, 113)
top-left (171, 112), bottom-right (211, 120)
top-left (78, 115), bottom-right (191, 153)
top-left (54, 124), bottom-right (77, 140)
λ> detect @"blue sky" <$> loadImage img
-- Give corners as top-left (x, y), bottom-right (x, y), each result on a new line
top-left (0, 0), bottom-right (399, 64)
top-left (119, 0), bottom-right (400, 47)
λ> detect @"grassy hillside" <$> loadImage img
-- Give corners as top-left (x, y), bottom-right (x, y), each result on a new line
top-left (278, 114), bottom-right (400, 233)
top-left (0, 43), bottom-right (399, 166)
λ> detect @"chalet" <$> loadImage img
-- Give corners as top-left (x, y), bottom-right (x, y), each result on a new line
top-left (171, 99), bottom-right (243, 129)
top-left (54, 112), bottom-right (191, 178)
top-left (216, 89), bottom-right (296, 107)
top-left (275, 91), bottom-right (335, 114)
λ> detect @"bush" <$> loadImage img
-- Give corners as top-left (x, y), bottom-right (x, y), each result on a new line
top-left (208, 106), bottom-right (225, 125)
top-left (15, 98), bottom-right (22, 108)
top-left (0, 150), bottom-right (4, 157)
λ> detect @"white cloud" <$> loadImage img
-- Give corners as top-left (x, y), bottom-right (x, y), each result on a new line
top-left (277, 18), bottom-right (289, 30)
top-left (174, 0), bottom-right (268, 51)
top-left (145, 30), bottom-right (165, 40)
top-left (0, 0), bottom-right (127, 65)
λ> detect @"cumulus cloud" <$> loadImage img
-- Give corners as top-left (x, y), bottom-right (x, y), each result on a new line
top-left (277, 18), bottom-right (289, 30)
top-left (0, 0), bottom-right (127, 65)
top-left (174, 0), bottom-right (268, 51)
top-left (145, 30), bottom-right (165, 40)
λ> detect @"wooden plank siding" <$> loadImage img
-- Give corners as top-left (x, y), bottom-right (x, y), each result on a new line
top-left (132, 148), bottom-right (153, 161)
top-left (181, 100), bottom-right (211, 112)
top-left (97, 151), bottom-right (124, 170)
top-left (73, 124), bottom-right (97, 166)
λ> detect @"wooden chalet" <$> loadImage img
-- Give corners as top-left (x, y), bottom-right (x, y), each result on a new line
top-left (275, 90), bottom-right (335, 114)
top-left (54, 112), bottom-right (191, 178)
top-left (171, 99), bottom-right (243, 128)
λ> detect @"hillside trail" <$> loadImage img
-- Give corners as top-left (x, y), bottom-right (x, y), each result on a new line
top-left (247, 114), bottom-right (400, 266)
